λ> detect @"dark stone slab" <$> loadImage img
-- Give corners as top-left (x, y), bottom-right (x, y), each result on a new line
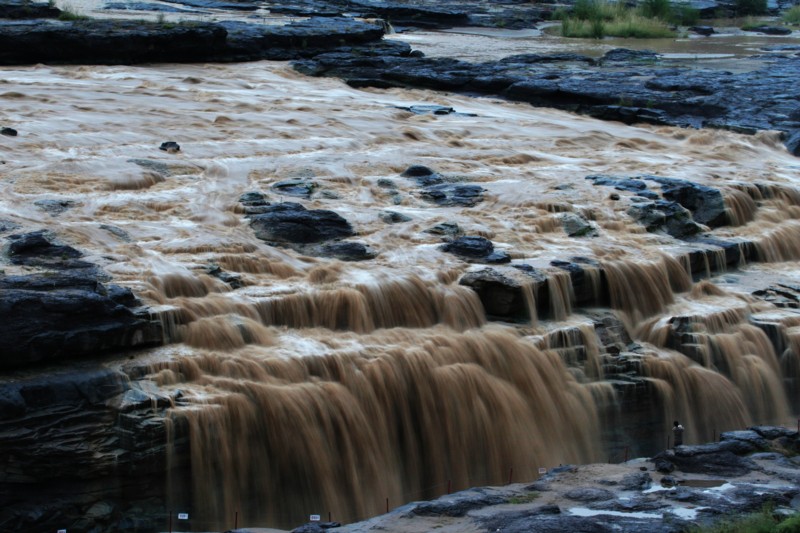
top-left (249, 202), bottom-right (354, 244)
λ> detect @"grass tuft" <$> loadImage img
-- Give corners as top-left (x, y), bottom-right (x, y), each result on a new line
top-left (783, 5), bottom-right (800, 24)
top-left (559, 0), bottom-right (677, 39)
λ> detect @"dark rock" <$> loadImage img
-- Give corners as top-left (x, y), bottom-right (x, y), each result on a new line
top-left (560, 213), bottom-right (597, 237)
top-left (0, 219), bottom-right (20, 233)
top-left (402, 165), bottom-right (444, 186)
top-left (410, 488), bottom-right (507, 517)
top-left (397, 104), bottom-right (455, 115)
top-left (99, 224), bottom-right (131, 241)
top-left (239, 191), bottom-right (269, 205)
top-left (620, 471), bottom-right (652, 491)
top-left (645, 176), bottom-right (727, 227)
top-left (653, 446), bottom-right (758, 477)
top-left (0, 272), bottom-right (162, 369)
top-left (749, 426), bottom-right (799, 440)
top-left (0, 0), bottom-right (60, 19)
top-left (564, 488), bottom-right (615, 502)
top-left (205, 264), bottom-right (243, 289)
top-left (441, 236), bottom-right (494, 258)
top-left (317, 241), bottom-right (377, 261)
top-left (655, 458), bottom-right (676, 473)
top-left (1, 126), bottom-right (17, 136)
top-left (0, 17), bottom-right (384, 66)
top-left (486, 251), bottom-right (512, 264)
top-left (627, 200), bottom-right (703, 239)
top-left (401, 165), bottom-right (436, 178)
top-left (162, 0), bottom-right (258, 10)
top-left (128, 158), bottom-right (171, 177)
top-left (238, 191), bottom-right (271, 214)
top-left (660, 474), bottom-right (678, 485)
top-left (34, 199), bottom-right (77, 216)
top-left (159, 141), bottom-right (180, 152)
top-left (743, 25), bottom-right (792, 35)
top-left (601, 48), bottom-right (660, 63)
top-left (718, 429), bottom-right (770, 451)
top-left (271, 178), bottom-right (318, 199)
top-left (379, 210), bottom-right (412, 224)
top-left (459, 268), bottom-right (530, 319)
top-left (6, 231), bottom-right (85, 268)
top-left (689, 26), bottom-right (715, 36)
top-left (420, 183), bottom-right (484, 206)
top-left (425, 222), bottom-right (461, 236)
top-left (104, 2), bottom-right (197, 13)
top-left (585, 175), bottom-right (658, 197)
top-left (249, 202), bottom-right (354, 244)
top-left (347, 0), bottom-right (469, 29)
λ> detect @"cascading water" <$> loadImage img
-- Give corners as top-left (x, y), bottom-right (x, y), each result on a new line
top-left (1, 56), bottom-right (799, 531)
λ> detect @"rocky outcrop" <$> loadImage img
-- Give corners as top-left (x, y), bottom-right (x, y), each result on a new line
top-left (249, 202), bottom-right (355, 245)
top-left (0, 16), bottom-right (385, 65)
top-left (331, 426), bottom-right (800, 533)
top-left (295, 43), bottom-right (800, 155)
top-left (0, 232), bottom-right (163, 370)
top-left (0, 0), bottom-right (59, 19)
top-left (441, 236), bottom-right (510, 264)
top-left (0, 366), bottom-right (188, 533)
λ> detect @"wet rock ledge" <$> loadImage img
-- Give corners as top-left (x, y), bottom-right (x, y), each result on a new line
top-left (0, 9), bottom-right (384, 64)
top-left (0, 231), bottom-right (163, 370)
top-left (310, 426), bottom-right (800, 533)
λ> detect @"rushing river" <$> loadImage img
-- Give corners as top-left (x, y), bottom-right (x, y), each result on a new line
top-left (2, 4), bottom-right (800, 531)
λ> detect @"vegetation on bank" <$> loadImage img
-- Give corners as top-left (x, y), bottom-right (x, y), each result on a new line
top-left (689, 506), bottom-right (800, 533)
top-left (783, 5), bottom-right (800, 24)
top-left (554, 0), bottom-right (784, 39)
top-left (555, 0), bottom-right (692, 39)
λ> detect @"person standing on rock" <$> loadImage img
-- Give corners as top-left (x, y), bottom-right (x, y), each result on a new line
top-left (672, 421), bottom-right (684, 447)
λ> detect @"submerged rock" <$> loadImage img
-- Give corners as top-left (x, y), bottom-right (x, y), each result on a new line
top-left (316, 241), bottom-right (377, 261)
top-left (420, 183), bottom-right (485, 206)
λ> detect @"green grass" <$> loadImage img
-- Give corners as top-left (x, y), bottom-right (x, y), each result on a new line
top-left (507, 492), bottom-right (540, 504)
top-left (639, 0), bottom-right (672, 20)
top-left (559, 0), bottom-right (677, 39)
top-left (690, 507), bottom-right (800, 533)
top-left (57, 4), bottom-right (88, 21)
top-left (783, 5), bottom-right (800, 24)
top-left (740, 16), bottom-right (767, 30)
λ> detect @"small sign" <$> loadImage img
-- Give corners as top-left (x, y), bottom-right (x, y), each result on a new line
top-left (310, 514), bottom-right (321, 522)
top-left (178, 513), bottom-right (189, 520)
top-left (538, 467), bottom-right (547, 474)
top-left (57, 530), bottom-right (67, 533)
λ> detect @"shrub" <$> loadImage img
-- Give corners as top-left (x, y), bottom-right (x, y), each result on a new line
top-left (776, 514), bottom-right (800, 533)
top-left (639, 0), bottom-right (672, 20)
top-left (671, 3), bottom-right (700, 25)
top-left (573, 0), bottom-right (622, 20)
top-left (605, 14), bottom-right (676, 37)
top-left (783, 5), bottom-right (800, 24)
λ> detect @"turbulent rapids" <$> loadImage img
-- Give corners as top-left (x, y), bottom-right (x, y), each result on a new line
top-left (1, 55), bottom-right (799, 531)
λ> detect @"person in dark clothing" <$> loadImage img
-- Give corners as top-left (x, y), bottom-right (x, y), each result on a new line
top-left (673, 421), bottom-right (684, 447)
